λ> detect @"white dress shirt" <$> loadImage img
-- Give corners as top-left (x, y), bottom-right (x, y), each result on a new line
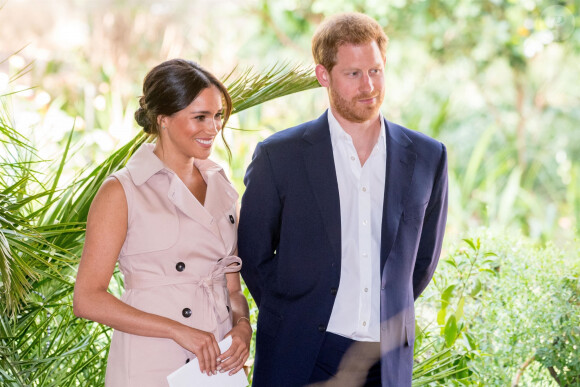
top-left (326, 109), bottom-right (386, 342)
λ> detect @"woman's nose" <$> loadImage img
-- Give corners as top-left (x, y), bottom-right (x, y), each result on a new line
top-left (209, 117), bottom-right (221, 133)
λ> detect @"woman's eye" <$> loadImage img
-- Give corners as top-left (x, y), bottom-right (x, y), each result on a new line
top-left (195, 116), bottom-right (205, 121)
top-left (215, 112), bottom-right (223, 119)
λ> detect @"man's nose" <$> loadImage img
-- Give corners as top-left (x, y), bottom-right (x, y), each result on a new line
top-left (359, 72), bottom-right (374, 93)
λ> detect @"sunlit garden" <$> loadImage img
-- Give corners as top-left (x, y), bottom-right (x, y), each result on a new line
top-left (1, 1), bottom-right (578, 386)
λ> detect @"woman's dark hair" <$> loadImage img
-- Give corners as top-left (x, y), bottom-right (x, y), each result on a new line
top-left (134, 59), bottom-right (233, 156)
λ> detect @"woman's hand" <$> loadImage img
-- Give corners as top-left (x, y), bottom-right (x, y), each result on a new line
top-left (217, 318), bottom-right (252, 375)
top-left (172, 324), bottom-right (221, 375)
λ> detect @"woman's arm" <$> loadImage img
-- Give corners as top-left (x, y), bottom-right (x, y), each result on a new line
top-left (218, 271), bottom-right (252, 375)
top-left (73, 177), bottom-right (221, 375)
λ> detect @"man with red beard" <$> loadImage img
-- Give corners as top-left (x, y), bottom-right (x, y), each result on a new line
top-left (238, 12), bottom-right (448, 387)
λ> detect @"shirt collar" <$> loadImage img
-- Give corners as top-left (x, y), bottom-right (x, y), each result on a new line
top-left (327, 108), bottom-right (386, 152)
top-left (125, 143), bottom-right (224, 186)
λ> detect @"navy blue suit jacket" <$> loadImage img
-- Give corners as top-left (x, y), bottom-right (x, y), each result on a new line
top-left (238, 111), bottom-right (448, 386)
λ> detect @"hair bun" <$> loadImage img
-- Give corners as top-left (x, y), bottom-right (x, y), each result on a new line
top-left (135, 98), bottom-right (152, 133)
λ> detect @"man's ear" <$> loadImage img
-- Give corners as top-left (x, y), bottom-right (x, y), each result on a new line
top-left (315, 64), bottom-right (330, 87)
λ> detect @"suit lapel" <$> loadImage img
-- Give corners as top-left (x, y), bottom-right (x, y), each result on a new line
top-left (302, 112), bottom-right (342, 264)
top-left (381, 120), bottom-right (417, 272)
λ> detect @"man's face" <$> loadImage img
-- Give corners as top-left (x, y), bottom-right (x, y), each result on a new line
top-left (319, 41), bottom-right (386, 124)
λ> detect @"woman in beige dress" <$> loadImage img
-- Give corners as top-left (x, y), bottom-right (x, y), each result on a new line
top-left (73, 59), bottom-right (252, 386)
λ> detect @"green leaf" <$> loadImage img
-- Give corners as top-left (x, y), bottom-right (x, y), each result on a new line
top-left (437, 307), bottom-right (447, 326)
top-left (444, 315), bottom-right (458, 348)
top-left (462, 238), bottom-right (476, 251)
top-left (442, 284), bottom-right (456, 305)
top-left (479, 268), bottom-right (498, 276)
top-left (455, 297), bottom-right (465, 321)
top-left (470, 279), bottom-right (482, 297)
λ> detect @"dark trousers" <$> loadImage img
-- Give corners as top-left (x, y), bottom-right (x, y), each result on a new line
top-left (307, 332), bottom-right (381, 387)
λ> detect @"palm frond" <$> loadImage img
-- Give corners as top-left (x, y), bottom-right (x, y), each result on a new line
top-left (412, 339), bottom-right (475, 385)
top-left (225, 62), bottom-right (319, 114)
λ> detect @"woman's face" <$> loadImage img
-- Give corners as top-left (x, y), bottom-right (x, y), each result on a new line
top-left (160, 86), bottom-right (224, 160)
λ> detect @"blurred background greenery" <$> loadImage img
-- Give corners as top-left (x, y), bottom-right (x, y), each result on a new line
top-left (1, 0), bottom-right (579, 385)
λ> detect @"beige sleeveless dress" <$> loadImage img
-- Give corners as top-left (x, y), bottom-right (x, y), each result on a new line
top-left (105, 143), bottom-right (240, 386)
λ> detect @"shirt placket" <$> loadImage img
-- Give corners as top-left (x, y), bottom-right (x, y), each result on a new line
top-left (358, 160), bottom-right (372, 333)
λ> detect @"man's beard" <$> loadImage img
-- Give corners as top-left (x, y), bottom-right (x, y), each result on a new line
top-left (329, 88), bottom-right (384, 124)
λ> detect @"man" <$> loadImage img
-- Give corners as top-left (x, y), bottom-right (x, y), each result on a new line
top-left (238, 12), bottom-right (448, 387)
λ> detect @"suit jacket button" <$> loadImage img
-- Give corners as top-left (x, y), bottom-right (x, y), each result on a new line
top-left (182, 308), bottom-right (192, 318)
top-left (330, 287), bottom-right (338, 295)
top-left (176, 262), bottom-right (185, 272)
top-left (318, 324), bottom-right (326, 332)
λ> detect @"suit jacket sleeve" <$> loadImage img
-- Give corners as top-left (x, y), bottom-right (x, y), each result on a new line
top-left (238, 142), bottom-right (281, 307)
top-left (413, 143), bottom-right (448, 300)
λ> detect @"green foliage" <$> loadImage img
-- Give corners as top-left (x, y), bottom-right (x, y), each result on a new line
top-left (413, 238), bottom-right (501, 385)
top-left (424, 230), bottom-right (580, 386)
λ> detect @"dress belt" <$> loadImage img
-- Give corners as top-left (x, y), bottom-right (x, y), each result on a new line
top-left (123, 255), bottom-right (242, 324)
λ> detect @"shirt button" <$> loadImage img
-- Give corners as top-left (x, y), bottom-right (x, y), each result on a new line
top-left (175, 262), bottom-right (185, 272)
top-left (185, 358), bottom-right (190, 364)
top-left (362, 321), bottom-right (367, 327)
top-left (350, 156), bottom-right (355, 161)
top-left (362, 187), bottom-right (367, 192)
top-left (182, 308), bottom-right (192, 318)
top-left (362, 253), bottom-right (368, 257)
top-left (364, 288), bottom-right (368, 292)
top-left (318, 324), bottom-right (326, 332)
top-left (363, 220), bottom-right (368, 226)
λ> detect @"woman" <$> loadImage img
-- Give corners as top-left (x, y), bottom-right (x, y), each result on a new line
top-left (73, 59), bottom-right (251, 386)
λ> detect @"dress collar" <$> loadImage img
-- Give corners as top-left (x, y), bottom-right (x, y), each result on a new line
top-left (125, 143), bottom-right (225, 186)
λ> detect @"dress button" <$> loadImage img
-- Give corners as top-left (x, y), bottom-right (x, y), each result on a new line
top-left (182, 308), bottom-right (192, 318)
top-left (318, 324), bottom-right (326, 332)
top-left (229, 215), bottom-right (235, 224)
top-left (226, 305), bottom-right (230, 312)
top-left (330, 287), bottom-right (338, 295)
top-left (175, 262), bottom-right (185, 272)
top-left (185, 358), bottom-right (190, 364)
